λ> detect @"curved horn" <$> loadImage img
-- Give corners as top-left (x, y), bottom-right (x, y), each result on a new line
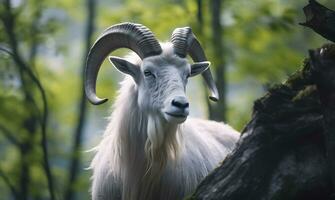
top-left (85, 22), bottom-right (162, 105)
top-left (171, 27), bottom-right (219, 101)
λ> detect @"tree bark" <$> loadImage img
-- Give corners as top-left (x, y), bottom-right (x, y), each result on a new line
top-left (189, 1), bottom-right (335, 199)
top-left (299, 0), bottom-right (335, 43)
top-left (190, 46), bottom-right (335, 200)
top-left (309, 45), bottom-right (335, 193)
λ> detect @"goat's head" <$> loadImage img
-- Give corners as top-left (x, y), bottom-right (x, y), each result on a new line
top-left (85, 22), bottom-right (219, 124)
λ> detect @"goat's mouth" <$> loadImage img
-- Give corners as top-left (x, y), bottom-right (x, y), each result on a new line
top-left (165, 112), bottom-right (187, 118)
top-left (163, 111), bottom-right (188, 123)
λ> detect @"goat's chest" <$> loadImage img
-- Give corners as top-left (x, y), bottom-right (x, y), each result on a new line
top-left (122, 156), bottom-right (208, 200)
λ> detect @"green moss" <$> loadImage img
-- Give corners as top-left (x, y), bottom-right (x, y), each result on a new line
top-left (292, 85), bottom-right (317, 102)
top-left (285, 59), bottom-right (312, 90)
top-left (183, 194), bottom-right (194, 200)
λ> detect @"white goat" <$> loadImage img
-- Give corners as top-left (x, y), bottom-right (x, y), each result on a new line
top-left (85, 23), bottom-right (239, 200)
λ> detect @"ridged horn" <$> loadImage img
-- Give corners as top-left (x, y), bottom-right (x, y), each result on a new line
top-left (85, 22), bottom-right (162, 105)
top-left (171, 27), bottom-right (219, 101)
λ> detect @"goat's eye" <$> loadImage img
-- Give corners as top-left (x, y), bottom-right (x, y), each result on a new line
top-left (144, 70), bottom-right (155, 78)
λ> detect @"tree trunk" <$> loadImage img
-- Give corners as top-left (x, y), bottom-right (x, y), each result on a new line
top-left (189, 1), bottom-right (335, 199)
top-left (64, 0), bottom-right (96, 199)
top-left (208, 0), bottom-right (226, 121)
top-left (1, 1), bottom-right (54, 199)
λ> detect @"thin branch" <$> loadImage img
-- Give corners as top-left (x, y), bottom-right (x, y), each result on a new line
top-left (0, 45), bottom-right (12, 54)
top-left (0, 123), bottom-right (20, 147)
top-left (0, 167), bottom-right (19, 200)
top-left (1, 1), bottom-right (55, 199)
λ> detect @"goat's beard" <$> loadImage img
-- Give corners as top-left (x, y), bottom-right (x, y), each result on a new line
top-left (144, 113), bottom-right (182, 175)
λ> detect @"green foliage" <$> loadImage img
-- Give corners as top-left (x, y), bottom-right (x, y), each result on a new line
top-left (0, 0), bottom-right (334, 199)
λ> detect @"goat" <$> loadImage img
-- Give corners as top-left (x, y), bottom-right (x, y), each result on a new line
top-left (85, 22), bottom-right (240, 200)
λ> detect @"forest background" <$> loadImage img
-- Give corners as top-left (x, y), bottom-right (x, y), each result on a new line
top-left (0, 0), bottom-right (334, 199)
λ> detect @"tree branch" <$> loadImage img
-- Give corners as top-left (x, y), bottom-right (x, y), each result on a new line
top-left (0, 167), bottom-right (19, 200)
top-left (0, 123), bottom-right (20, 147)
top-left (0, 1), bottom-right (55, 199)
top-left (300, 0), bottom-right (335, 42)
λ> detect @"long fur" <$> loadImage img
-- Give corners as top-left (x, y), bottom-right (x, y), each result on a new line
top-left (90, 46), bottom-right (240, 200)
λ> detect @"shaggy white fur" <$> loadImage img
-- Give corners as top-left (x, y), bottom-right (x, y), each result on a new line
top-left (90, 76), bottom-right (239, 200)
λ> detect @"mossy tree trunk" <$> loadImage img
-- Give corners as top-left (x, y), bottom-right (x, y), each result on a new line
top-left (189, 1), bottom-right (335, 199)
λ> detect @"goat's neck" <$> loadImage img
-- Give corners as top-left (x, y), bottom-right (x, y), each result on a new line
top-left (114, 80), bottom-right (182, 171)
top-left (111, 79), bottom-right (183, 199)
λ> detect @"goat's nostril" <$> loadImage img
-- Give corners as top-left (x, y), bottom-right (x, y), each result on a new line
top-left (171, 97), bottom-right (189, 109)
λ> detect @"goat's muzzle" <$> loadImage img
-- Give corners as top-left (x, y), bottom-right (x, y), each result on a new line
top-left (163, 96), bottom-right (189, 124)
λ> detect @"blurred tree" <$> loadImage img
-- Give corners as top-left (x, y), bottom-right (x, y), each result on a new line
top-left (208, 0), bottom-right (226, 121)
top-left (0, 0), bottom-right (55, 199)
top-left (64, 0), bottom-right (96, 199)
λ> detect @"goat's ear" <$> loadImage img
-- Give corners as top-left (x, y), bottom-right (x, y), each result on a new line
top-left (109, 56), bottom-right (140, 81)
top-left (190, 61), bottom-right (210, 77)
